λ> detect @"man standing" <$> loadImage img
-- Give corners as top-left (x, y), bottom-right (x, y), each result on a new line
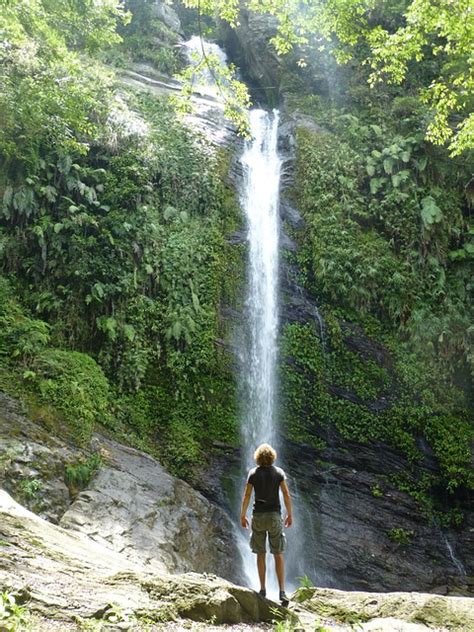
top-left (240, 443), bottom-right (293, 606)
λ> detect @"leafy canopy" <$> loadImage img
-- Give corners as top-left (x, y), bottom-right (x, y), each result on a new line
top-left (183, 0), bottom-right (474, 154)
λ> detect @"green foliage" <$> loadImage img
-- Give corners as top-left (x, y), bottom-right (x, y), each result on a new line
top-left (0, 277), bottom-right (50, 365)
top-left (32, 350), bottom-right (113, 443)
top-left (371, 484), bottom-right (384, 498)
top-left (0, 592), bottom-right (30, 631)
top-left (18, 478), bottom-right (42, 502)
top-left (0, 1), bottom-right (121, 164)
top-left (188, 0), bottom-right (474, 154)
top-left (1, 55), bottom-right (241, 466)
top-left (388, 527), bottom-right (415, 545)
top-left (280, 316), bottom-right (473, 498)
top-left (65, 453), bottom-right (103, 490)
top-left (1, 0), bottom-right (243, 469)
top-left (294, 113), bottom-right (472, 384)
top-left (104, 0), bottom-right (183, 74)
top-left (297, 574), bottom-right (314, 589)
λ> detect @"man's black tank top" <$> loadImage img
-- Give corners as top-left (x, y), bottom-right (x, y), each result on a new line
top-left (247, 465), bottom-right (285, 513)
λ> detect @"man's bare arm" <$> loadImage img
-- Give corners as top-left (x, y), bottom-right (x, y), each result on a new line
top-left (281, 479), bottom-right (293, 527)
top-left (240, 483), bottom-right (253, 528)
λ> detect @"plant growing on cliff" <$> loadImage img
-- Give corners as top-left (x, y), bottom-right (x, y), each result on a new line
top-left (65, 453), bottom-right (103, 491)
top-left (0, 592), bottom-right (30, 630)
top-left (388, 527), bottom-right (415, 546)
top-left (18, 478), bottom-right (42, 502)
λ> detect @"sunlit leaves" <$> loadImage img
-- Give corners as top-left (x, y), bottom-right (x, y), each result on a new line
top-left (420, 196), bottom-right (443, 229)
top-left (185, 0), bottom-right (473, 153)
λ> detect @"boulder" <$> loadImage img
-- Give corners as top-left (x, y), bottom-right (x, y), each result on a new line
top-left (149, 0), bottom-right (183, 35)
top-left (1, 489), bottom-right (472, 631)
top-left (0, 391), bottom-right (244, 584)
top-left (295, 586), bottom-right (474, 631)
top-left (60, 436), bottom-right (244, 582)
top-left (0, 490), bottom-right (278, 628)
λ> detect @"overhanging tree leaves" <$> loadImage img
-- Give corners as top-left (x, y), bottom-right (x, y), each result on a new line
top-left (183, 0), bottom-right (474, 154)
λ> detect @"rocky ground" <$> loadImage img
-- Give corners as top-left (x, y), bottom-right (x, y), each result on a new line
top-left (1, 489), bottom-right (474, 632)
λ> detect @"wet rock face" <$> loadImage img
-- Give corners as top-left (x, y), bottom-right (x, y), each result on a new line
top-left (284, 438), bottom-right (474, 596)
top-left (220, 11), bottom-right (282, 105)
top-left (0, 392), bottom-right (73, 523)
top-left (149, 0), bottom-right (183, 35)
top-left (0, 391), bottom-right (244, 583)
top-left (60, 436), bottom-right (244, 582)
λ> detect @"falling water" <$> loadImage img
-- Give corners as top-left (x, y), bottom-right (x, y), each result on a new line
top-left (240, 109), bottom-right (281, 457)
top-left (443, 534), bottom-right (467, 576)
top-left (237, 109), bottom-right (282, 588)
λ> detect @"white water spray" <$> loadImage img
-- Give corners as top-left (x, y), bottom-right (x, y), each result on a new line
top-left (240, 109), bottom-right (281, 458)
top-left (238, 109), bottom-right (282, 588)
top-left (183, 36), bottom-right (229, 98)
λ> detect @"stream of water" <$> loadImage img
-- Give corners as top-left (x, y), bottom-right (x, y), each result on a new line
top-left (240, 109), bottom-right (281, 459)
top-left (237, 109), bottom-right (282, 591)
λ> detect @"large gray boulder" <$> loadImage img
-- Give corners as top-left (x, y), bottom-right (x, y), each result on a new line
top-left (0, 391), bottom-right (243, 583)
top-left (0, 490), bottom-right (278, 629)
top-left (60, 435), bottom-right (243, 582)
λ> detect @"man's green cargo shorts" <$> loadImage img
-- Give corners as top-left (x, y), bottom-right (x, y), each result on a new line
top-left (250, 511), bottom-right (286, 554)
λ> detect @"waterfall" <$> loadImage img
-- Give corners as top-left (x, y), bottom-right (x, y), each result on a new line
top-left (443, 534), bottom-right (467, 576)
top-left (182, 36), bottom-right (230, 98)
top-left (237, 109), bottom-right (282, 590)
top-left (240, 109), bottom-right (281, 460)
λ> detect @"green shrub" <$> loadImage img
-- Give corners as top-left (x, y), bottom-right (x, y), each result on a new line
top-left (18, 478), bottom-right (42, 501)
top-left (33, 350), bottom-right (113, 443)
top-left (0, 277), bottom-right (50, 365)
top-left (0, 592), bottom-right (30, 630)
top-left (388, 528), bottom-right (415, 545)
top-left (65, 453), bottom-right (103, 489)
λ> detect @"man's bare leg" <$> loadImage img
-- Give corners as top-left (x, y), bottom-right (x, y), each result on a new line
top-left (257, 553), bottom-right (266, 592)
top-left (273, 553), bottom-right (285, 591)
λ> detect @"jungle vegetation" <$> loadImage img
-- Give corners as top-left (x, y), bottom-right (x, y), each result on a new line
top-left (0, 0), bottom-right (472, 523)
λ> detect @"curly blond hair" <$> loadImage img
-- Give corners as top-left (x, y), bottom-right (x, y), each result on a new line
top-left (254, 443), bottom-right (277, 467)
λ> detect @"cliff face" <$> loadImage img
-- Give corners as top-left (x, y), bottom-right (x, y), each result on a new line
top-left (0, 391), bottom-right (243, 583)
top-left (193, 88), bottom-right (472, 596)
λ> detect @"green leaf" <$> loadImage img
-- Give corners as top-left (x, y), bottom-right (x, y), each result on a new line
top-left (416, 156), bottom-right (428, 172)
top-left (172, 321), bottom-right (182, 340)
top-left (164, 205), bottom-right (177, 220)
top-left (383, 158), bottom-right (394, 174)
top-left (191, 292), bottom-right (200, 311)
top-left (392, 174), bottom-right (401, 188)
top-left (123, 324), bottom-right (136, 341)
top-left (370, 178), bottom-right (381, 194)
top-left (421, 196), bottom-right (443, 228)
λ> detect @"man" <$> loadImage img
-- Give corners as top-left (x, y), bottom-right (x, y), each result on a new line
top-left (240, 443), bottom-right (293, 606)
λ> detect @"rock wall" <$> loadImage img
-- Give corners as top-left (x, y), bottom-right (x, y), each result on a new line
top-left (0, 391), bottom-right (244, 583)
top-left (275, 114), bottom-right (474, 595)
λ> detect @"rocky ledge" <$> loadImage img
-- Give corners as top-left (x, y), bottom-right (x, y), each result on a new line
top-left (1, 490), bottom-right (473, 631)
top-left (0, 391), bottom-right (243, 583)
